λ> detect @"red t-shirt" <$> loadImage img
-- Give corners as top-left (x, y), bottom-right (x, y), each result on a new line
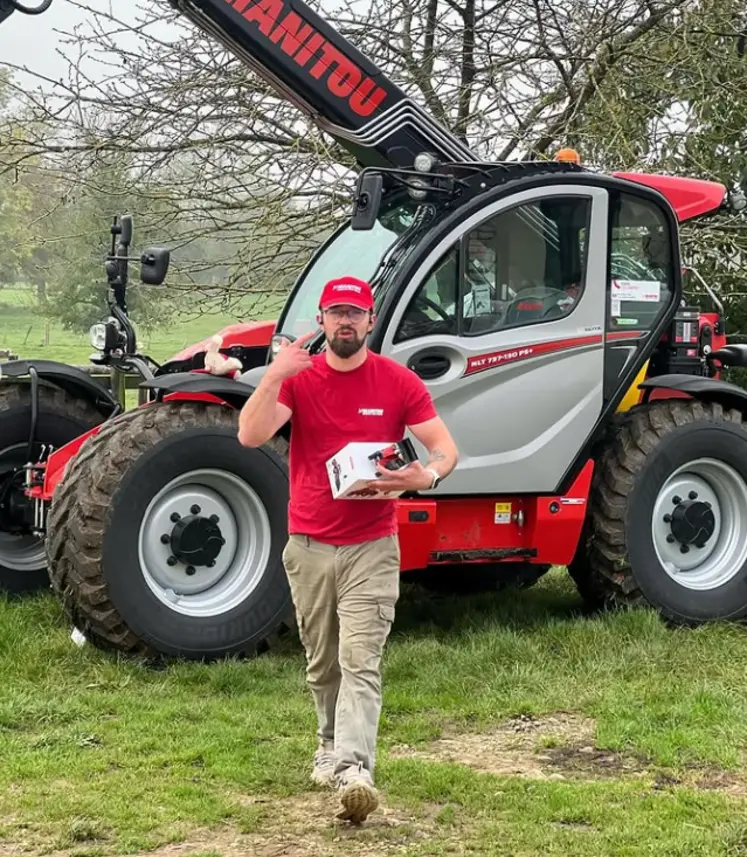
top-left (277, 351), bottom-right (437, 545)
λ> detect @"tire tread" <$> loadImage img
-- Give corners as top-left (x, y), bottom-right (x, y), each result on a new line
top-left (45, 402), bottom-right (290, 660)
top-left (0, 382), bottom-right (104, 593)
top-left (569, 400), bottom-right (746, 614)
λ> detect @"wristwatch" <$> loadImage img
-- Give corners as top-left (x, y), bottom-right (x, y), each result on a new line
top-left (425, 468), bottom-right (441, 490)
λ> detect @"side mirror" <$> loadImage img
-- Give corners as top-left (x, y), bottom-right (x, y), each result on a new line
top-left (113, 214), bottom-right (133, 247)
top-left (351, 172), bottom-right (383, 231)
top-left (140, 247), bottom-right (170, 285)
top-left (708, 344), bottom-right (747, 368)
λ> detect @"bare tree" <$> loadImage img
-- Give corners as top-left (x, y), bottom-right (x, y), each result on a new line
top-left (1, 0), bottom-right (746, 324)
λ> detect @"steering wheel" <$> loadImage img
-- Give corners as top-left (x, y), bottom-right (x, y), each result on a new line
top-left (415, 293), bottom-right (452, 324)
top-left (504, 290), bottom-right (570, 323)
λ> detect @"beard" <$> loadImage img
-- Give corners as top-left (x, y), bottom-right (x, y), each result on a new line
top-left (328, 326), bottom-right (366, 358)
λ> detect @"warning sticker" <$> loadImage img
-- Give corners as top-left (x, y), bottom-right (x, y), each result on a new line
top-left (494, 502), bottom-right (512, 524)
top-left (611, 279), bottom-right (661, 302)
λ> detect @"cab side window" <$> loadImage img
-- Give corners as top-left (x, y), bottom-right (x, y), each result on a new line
top-left (393, 246), bottom-right (459, 344)
top-left (608, 192), bottom-right (674, 332)
top-left (460, 196), bottom-right (591, 336)
top-left (392, 195), bottom-right (591, 344)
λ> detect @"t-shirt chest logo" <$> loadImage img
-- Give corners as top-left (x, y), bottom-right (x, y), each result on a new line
top-left (358, 407), bottom-right (384, 416)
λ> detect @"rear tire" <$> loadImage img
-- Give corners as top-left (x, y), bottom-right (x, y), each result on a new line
top-left (0, 383), bottom-right (104, 595)
top-left (568, 400), bottom-right (747, 624)
top-left (45, 402), bottom-right (294, 661)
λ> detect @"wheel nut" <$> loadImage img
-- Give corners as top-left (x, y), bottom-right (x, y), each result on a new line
top-left (680, 545), bottom-right (690, 554)
top-left (167, 556), bottom-right (178, 566)
top-left (672, 496), bottom-right (682, 504)
top-left (160, 534), bottom-right (171, 544)
top-left (190, 504), bottom-right (201, 515)
top-left (689, 491), bottom-right (698, 500)
top-left (663, 514), bottom-right (672, 523)
top-left (210, 514), bottom-right (219, 523)
top-left (667, 534), bottom-right (675, 543)
top-left (207, 560), bottom-right (215, 568)
top-left (170, 512), bottom-right (181, 522)
top-left (186, 566), bottom-right (196, 576)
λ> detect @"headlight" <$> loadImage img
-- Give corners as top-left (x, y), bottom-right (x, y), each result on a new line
top-left (414, 152), bottom-right (436, 173)
top-left (270, 333), bottom-right (294, 360)
top-left (407, 176), bottom-right (429, 200)
top-left (89, 323), bottom-right (108, 351)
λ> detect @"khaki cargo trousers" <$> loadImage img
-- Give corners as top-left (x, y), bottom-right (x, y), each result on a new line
top-left (282, 533), bottom-right (400, 782)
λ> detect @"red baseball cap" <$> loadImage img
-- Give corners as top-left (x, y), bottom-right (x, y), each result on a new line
top-left (319, 276), bottom-right (374, 311)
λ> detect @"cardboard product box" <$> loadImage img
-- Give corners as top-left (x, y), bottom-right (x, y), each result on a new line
top-left (326, 439), bottom-right (418, 499)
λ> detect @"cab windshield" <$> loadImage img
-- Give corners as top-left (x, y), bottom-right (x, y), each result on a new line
top-left (279, 194), bottom-right (421, 337)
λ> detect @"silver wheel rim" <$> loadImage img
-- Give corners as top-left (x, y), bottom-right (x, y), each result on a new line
top-left (0, 443), bottom-right (46, 573)
top-left (651, 457), bottom-right (747, 591)
top-left (138, 468), bottom-right (272, 617)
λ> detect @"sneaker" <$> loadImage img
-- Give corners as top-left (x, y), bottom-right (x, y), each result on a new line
top-left (335, 764), bottom-right (379, 824)
top-left (311, 742), bottom-right (336, 788)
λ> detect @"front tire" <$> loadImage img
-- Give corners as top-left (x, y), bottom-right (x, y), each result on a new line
top-left (46, 402), bottom-right (294, 661)
top-left (568, 399), bottom-right (747, 625)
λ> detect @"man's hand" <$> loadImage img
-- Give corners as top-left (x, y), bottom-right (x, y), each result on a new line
top-left (266, 331), bottom-right (316, 381)
top-left (372, 460), bottom-right (433, 493)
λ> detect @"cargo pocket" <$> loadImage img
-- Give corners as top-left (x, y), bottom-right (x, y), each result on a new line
top-left (375, 602), bottom-right (396, 647)
top-left (379, 603), bottom-right (396, 623)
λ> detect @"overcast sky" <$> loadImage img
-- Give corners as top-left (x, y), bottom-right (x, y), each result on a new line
top-left (1, 0), bottom-right (89, 89)
top-left (0, 1), bottom-right (177, 92)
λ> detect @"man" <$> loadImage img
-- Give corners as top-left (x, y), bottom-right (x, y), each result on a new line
top-left (237, 275), bottom-right (458, 824)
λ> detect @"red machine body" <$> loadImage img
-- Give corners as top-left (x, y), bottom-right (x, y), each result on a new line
top-left (29, 416), bottom-right (594, 572)
top-left (167, 320), bottom-right (276, 362)
top-left (612, 172), bottom-right (728, 222)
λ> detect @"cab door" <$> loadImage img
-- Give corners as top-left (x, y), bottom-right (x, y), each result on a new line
top-left (380, 184), bottom-right (609, 495)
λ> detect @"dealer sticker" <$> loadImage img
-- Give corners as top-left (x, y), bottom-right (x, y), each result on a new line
top-left (494, 502), bottom-right (512, 524)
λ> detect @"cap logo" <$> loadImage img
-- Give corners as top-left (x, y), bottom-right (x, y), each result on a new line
top-left (333, 284), bottom-right (362, 293)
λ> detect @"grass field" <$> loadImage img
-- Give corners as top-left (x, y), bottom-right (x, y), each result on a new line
top-left (3, 571), bottom-right (747, 857)
top-left (5, 285), bottom-right (747, 856)
top-left (0, 286), bottom-right (283, 367)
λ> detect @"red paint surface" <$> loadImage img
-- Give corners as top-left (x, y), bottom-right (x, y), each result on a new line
top-left (396, 460), bottom-right (595, 571)
top-left (613, 172), bottom-right (726, 222)
top-left (167, 321), bottom-right (275, 363)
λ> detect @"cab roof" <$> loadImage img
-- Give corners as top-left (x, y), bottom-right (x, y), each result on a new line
top-left (612, 172), bottom-right (727, 222)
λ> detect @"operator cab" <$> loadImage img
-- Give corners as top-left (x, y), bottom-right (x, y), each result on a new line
top-left (265, 150), bottom-right (742, 496)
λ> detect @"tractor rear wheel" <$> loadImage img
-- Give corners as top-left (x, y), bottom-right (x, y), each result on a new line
top-left (568, 399), bottom-right (747, 624)
top-left (45, 402), bottom-right (294, 661)
top-left (0, 383), bottom-right (104, 595)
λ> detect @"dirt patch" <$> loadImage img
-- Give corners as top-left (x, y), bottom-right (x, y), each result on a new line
top-left (0, 791), bottom-right (440, 857)
top-left (653, 768), bottom-right (747, 798)
top-left (389, 712), bottom-right (747, 796)
top-left (236, 791), bottom-right (435, 857)
top-left (388, 712), bottom-right (650, 782)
